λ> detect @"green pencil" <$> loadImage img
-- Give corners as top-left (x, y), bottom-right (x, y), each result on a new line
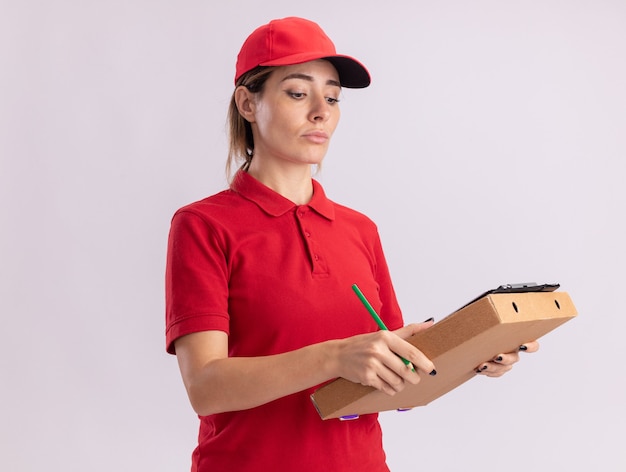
top-left (351, 283), bottom-right (415, 372)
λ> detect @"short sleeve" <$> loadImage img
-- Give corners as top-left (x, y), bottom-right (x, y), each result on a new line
top-left (165, 209), bottom-right (230, 354)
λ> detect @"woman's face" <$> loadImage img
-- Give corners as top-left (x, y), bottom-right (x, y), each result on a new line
top-left (244, 59), bottom-right (341, 169)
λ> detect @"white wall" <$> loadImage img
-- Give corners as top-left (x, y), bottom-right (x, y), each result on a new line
top-left (1, 1), bottom-right (624, 470)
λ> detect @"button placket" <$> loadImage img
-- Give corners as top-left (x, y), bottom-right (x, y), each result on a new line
top-left (295, 206), bottom-right (328, 275)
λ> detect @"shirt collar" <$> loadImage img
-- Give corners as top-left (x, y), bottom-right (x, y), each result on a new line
top-left (231, 170), bottom-right (335, 221)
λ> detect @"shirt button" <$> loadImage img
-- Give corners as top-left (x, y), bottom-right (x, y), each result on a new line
top-left (314, 254), bottom-right (319, 260)
top-left (298, 206), bottom-right (308, 217)
top-left (305, 231), bottom-right (311, 237)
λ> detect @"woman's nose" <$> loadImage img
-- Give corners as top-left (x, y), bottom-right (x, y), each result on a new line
top-left (309, 95), bottom-right (331, 122)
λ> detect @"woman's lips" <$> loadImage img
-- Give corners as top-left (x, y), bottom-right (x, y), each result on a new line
top-left (303, 131), bottom-right (329, 144)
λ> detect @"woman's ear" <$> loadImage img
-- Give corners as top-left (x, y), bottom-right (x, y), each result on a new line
top-left (234, 86), bottom-right (256, 123)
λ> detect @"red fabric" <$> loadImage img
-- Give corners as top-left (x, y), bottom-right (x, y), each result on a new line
top-left (234, 17), bottom-right (370, 88)
top-left (165, 171), bottom-right (403, 472)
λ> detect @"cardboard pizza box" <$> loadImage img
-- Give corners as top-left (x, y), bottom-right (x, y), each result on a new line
top-left (311, 290), bottom-right (577, 420)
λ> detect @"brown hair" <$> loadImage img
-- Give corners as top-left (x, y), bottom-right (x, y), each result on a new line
top-left (226, 66), bottom-right (274, 180)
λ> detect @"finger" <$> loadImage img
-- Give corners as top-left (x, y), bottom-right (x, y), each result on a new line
top-left (385, 333), bottom-right (436, 377)
top-left (387, 350), bottom-right (424, 385)
top-left (362, 358), bottom-right (412, 396)
top-left (491, 351), bottom-right (520, 366)
top-left (475, 361), bottom-right (513, 377)
top-left (484, 362), bottom-right (513, 377)
top-left (519, 341), bottom-right (540, 353)
top-left (377, 363), bottom-right (413, 394)
top-left (475, 350), bottom-right (520, 373)
top-left (490, 340), bottom-right (541, 367)
top-left (365, 332), bottom-right (421, 382)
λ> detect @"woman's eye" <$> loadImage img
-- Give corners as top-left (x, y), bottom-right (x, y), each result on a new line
top-left (326, 97), bottom-right (340, 104)
top-left (288, 91), bottom-right (305, 99)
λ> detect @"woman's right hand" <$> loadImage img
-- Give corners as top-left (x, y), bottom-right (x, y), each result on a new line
top-left (331, 320), bottom-right (436, 397)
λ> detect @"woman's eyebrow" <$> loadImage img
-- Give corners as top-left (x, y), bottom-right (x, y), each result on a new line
top-left (281, 73), bottom-right (341, 88)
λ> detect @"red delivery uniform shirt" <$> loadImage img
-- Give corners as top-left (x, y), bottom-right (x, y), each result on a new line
top-left (166, 171), bottom-right (403, 472)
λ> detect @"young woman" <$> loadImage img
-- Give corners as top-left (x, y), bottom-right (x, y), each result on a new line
top-left (165, 17), bottom-right (538, 472)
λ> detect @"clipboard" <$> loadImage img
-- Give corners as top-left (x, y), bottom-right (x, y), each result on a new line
top-left (458, 282), bottom-right (560, 310)
top-left (310, 283), bottom-right (577, 420)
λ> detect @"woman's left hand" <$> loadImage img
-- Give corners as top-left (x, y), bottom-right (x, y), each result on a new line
top-left (474, 341), bottom-right (540, 377)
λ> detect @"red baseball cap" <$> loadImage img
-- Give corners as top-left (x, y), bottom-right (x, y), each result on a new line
top-left (235, 17), bottom-right (371, 88)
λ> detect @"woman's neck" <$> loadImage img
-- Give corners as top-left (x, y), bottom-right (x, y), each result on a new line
top-left (247, 160), bottom-right (314, 205)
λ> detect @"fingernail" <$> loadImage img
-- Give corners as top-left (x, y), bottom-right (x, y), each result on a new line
top-left (429, 369), bottom-right (437, 376)
top-left (423, 317), bottom-right (435, 323)
top-left (339, 414), bottom-right (360, 421)
top-left (475, 365), bottom-right (488, 373)
top-left (495, 356), bottom-right (503, 362)
top-left (519, 345), bottom-right (528, 351)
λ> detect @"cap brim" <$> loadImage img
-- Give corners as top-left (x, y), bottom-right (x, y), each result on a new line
top-left (259, 53), bottom-right (371, 88)
top-left (324, 56), bottom-right (371, 89)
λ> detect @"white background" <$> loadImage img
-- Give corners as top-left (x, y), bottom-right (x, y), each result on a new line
top-left (1, 1), bottom-right (625, 471)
